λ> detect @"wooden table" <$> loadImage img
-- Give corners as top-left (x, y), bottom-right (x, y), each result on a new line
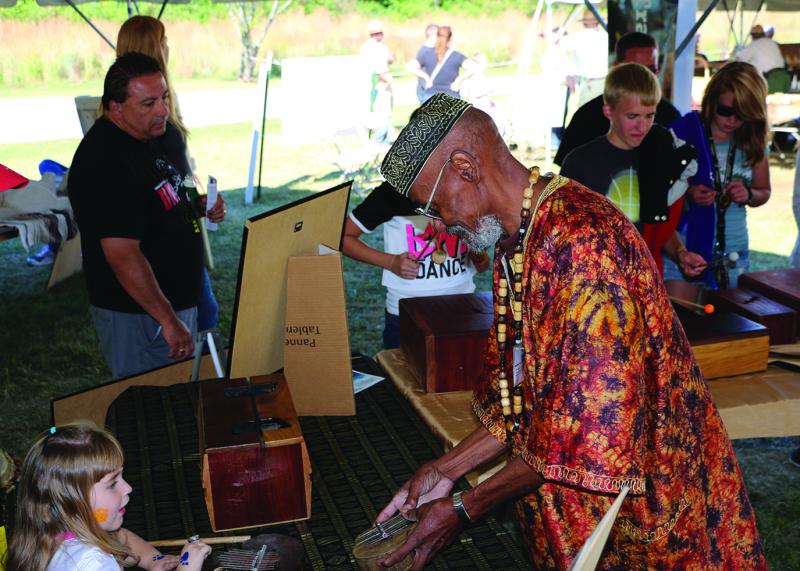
top-left (377, 346), bottom-right (800, 487)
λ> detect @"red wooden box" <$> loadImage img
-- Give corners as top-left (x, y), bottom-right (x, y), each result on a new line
top-left (711, 287), bottom-right (796, 345)
top-left (739, 269), bottom-right (800, 335)
top-left (199, 373), bottom-right (311, 531)
top-left (399, 292), bottom-right (493, 393)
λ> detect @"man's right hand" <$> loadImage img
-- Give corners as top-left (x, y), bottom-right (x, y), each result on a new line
top-left (162, 316), bottom-right (194, 360)
top-left (688, 183), bottom-right (716, 207)
top-left (389, 252), bottom-right (420, 279)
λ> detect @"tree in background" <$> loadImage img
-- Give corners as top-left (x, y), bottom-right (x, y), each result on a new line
top-left (229, 0), bottom-right (292, 81)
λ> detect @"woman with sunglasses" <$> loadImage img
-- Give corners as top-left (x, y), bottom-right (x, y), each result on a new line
top-left (669, 61), bottom-right (770, 287)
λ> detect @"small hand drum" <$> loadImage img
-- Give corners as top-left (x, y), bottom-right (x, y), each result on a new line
top-left (352, 515), bottom-right (417, 571)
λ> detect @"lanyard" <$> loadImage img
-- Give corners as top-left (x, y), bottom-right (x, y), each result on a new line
top-left (707, 133), bottom-right (737, 288)
top-left (707, 133), bottom-right (737, 211)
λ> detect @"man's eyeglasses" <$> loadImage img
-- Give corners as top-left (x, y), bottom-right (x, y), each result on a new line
top-left (716, 102), bottom-right (742, 120)
top-left (414, 159), bottom-right (451, 221)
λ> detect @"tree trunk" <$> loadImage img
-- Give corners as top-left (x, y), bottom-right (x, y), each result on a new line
top-left (231, 0), bottom-right (292, 82)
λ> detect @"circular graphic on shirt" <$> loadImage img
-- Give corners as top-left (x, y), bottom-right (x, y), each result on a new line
top-left (606, 168), bottom-right (640, 223)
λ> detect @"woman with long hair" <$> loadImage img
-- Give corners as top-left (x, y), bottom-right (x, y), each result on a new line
top-left (666, 61), bottom-right (771, 287)
top-left (4, 423), bottom-right (209, 571)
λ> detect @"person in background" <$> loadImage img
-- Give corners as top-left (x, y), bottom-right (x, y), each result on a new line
top-left (560, 63), bottom-right (704, 278)
top-left (408, 23), bottom-right (439, 104)
top-left (555, 32), bottom-right (681, 166)
top-left (664, 61), bottom-right (771, 288)
top-left (360, 20), bottom-right (395, 144)
top-left (117, 15), bottom-right (221, 332)
top-left (407, 26), bottom-right (472, 102)
top-left (341, 182), bottom-right (489, 349)
top-left (561, 10), bottom-right (608, 112)
top-left (5, 423), bottom-right (210, 571)
top-left (736, 24), bottom-right (785, 76)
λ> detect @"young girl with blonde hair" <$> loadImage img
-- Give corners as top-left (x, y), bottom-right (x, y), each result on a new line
top-left (664, 61), bottom-right (771, 287)
top-left (4, 423), bottom-right (210, 571)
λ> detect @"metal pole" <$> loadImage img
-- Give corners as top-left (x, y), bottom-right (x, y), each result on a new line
top-left (256, 52), bottom-right (273, 202)
top-left (675, 0), bottom-right (720, 60)
top-left (64, 0), bottom-right (116, 50)
top-left (582, 0), bottom-right (607, 33)
top-left (157, 0), bottom-right (169, 20)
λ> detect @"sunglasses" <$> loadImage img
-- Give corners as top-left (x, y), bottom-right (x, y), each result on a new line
top-left (716, 102), bottom-right (742, 120)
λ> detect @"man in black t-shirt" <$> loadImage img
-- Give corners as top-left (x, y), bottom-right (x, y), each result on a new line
top-left (68, 53), bottom-right (225, 378)
top-left (554, 32), bottom-right (681, 166)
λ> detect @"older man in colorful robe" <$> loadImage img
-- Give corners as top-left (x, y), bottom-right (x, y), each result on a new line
top-left (374, 94), bottom-right (767, 570)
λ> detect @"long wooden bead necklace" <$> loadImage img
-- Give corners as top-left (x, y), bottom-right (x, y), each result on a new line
top-left (496, 166), bottom-right (559, 436)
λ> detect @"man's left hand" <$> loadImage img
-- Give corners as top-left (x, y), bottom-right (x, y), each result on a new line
top-left (377, 497), bottom-right (462, 570)
top-left (199, 193), bottom-right (226, 224)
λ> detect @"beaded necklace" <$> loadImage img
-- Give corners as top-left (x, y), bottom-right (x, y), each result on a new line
top-left (495, 166), bottom-right (559, 436)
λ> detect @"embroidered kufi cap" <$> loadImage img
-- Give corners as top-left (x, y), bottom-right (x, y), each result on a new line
top-left (380, 93), bottom-right (472, 197)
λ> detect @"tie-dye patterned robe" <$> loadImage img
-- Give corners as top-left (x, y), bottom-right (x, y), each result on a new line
top-left (473, 176), bottom-right (767, 570)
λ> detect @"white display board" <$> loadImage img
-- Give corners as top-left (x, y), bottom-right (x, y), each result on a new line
top-left (281, 55), bottom-right (372, 142)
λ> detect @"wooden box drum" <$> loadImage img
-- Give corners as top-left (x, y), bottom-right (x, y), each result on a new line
top-left (199, 373), bottom-right (311, 531)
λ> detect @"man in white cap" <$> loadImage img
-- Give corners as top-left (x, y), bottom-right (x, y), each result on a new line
top-left (374, 93), bottom-right (766, 570)
top-left (736, 24), bottom-right (785, 76)
top-left (360, 20), bottom-right (395, 143)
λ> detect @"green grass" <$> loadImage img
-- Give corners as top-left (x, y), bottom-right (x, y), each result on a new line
top-left (0, 124), bottom-right (798, 566)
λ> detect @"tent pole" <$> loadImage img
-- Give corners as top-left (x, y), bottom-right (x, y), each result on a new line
top-left (675, 0), bottom-right (720, 60)
top-left (64, 0), bottom-right (115, 50)
top-left (582, 0), bottom-right (607, 33)
top-left (157, 0), bottom-right (169, 20)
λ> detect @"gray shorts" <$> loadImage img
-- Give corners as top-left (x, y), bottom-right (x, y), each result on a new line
top-left (90, 305), bottom-right (198, 379)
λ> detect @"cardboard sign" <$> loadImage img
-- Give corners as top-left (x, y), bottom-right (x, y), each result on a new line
top-left (284, 249), bottom-right (355, 416)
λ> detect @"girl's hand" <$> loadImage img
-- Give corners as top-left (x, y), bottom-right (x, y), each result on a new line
top-left (149, 553), bottom-right (180, 570)
top-left (724, 180), bottom-right (749, 205)
top-left (178, 540), bottom-right (211, 571)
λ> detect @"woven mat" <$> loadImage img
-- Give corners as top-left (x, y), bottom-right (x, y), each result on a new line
top-left (106, 358), bottom-right (529, 570)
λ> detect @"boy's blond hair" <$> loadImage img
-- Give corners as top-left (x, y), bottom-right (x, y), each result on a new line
top-left (603, 63), bottom-right (661, 108)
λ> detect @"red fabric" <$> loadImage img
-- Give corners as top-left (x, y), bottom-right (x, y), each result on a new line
top-left (641, 196), bottom-right (685, 276)
top-left (0, 163), bottom-right (28, 192)
top-left (473, 177), bottom-right (766, 570)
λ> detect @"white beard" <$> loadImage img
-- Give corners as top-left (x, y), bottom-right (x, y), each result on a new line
top-left (447, 215), bottom-right (504, 252)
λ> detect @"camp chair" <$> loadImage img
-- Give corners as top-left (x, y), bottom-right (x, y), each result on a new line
top-left (330, 127), bottom-right (385, 197)
top-left (765, 68), bottom-right (792, 94)
top-left (74, 96), bottom-right (102, 135)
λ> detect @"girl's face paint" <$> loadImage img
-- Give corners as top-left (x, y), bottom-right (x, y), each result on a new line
top-left (89, 467), bottom-right (132, 531)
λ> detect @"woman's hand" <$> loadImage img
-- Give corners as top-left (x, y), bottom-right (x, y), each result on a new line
top-left (724, 179), bottom-right (749, 205)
